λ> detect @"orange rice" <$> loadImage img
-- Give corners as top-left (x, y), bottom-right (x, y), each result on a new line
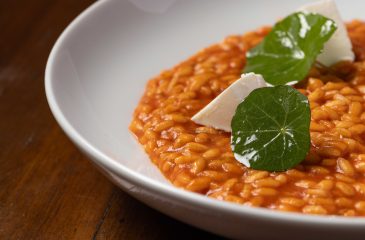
top-left (130, 20), bottom-right (365, 216)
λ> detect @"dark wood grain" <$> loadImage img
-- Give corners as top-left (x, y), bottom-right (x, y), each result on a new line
top-left (0, 1), bottom-right (222, 239)
top-left (94, 190), bottom-right (221, 240)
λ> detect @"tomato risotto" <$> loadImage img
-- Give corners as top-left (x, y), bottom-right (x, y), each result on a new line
top-left (130, 21), bottom-right (365, 216)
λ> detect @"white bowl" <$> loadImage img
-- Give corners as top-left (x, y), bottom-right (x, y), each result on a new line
top-left (45, 0), bottom-right (365, 239)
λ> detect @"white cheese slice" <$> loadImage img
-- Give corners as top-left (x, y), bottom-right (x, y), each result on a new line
top-left (191, 73), bottom-right (267, 132)
top-left (298, 0), bottom-right (354, 66)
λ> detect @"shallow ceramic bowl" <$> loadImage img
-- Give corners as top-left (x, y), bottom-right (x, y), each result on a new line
top-left (45, 0), bottom-right (365, 239)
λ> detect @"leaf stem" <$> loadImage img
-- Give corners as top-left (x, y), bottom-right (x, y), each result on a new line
top-left (314, 61), bottom-right (338, 75)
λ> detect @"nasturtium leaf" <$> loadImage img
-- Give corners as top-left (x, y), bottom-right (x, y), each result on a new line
top-left (231, 85), bottom-right (310, 171)
top-left (244, 12), bottom-right (337, 85)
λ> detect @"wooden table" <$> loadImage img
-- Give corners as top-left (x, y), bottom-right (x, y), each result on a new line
top-left (0, 1), bottom-right (222, 239)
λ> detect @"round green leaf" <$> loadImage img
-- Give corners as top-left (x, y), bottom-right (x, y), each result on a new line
top-left (231, 85), bottom-right (310, 171)
top-left (244, 12), bottom-right (337, 85)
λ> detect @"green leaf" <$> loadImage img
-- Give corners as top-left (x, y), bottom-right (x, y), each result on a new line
top-left (244, 12), bottom-right (337, 85)
top-left (231, 85), bottom-right (310, 171)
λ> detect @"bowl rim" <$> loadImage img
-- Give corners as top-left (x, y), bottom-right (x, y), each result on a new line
top-left (45, 0), bottom-right (365, 226)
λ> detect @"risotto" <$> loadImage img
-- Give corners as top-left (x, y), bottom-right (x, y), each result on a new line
top-left (129, 20), bottom-right (365, 216)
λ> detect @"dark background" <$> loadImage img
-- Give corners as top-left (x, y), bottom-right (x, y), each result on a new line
top-left (0, 0), bottom-right (223, 239)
